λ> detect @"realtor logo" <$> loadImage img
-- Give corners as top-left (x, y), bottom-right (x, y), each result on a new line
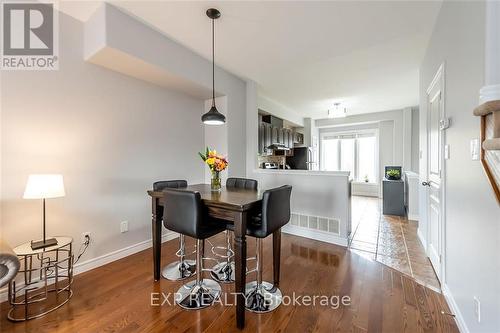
top-left (1, 1), bottom-right (59, 70)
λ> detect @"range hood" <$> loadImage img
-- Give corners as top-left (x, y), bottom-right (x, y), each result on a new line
top-left (267, 143), bottom-right (290, 151)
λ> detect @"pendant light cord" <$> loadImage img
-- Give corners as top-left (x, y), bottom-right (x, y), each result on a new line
top-left (212, 17), bottom-right (216, 106)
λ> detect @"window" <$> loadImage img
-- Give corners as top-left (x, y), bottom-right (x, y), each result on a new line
top-left (320, 131), bottom-right (378, 182)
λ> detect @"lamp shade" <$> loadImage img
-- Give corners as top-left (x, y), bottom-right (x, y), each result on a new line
top-left (23, 174), bottom-right (65, 199)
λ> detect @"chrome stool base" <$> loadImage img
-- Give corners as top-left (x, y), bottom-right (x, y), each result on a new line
top-left (176, 279), bottom-right (222, 310)
top-left (244, 281), bottom-right (282, 313)
top-left (210, 261), bottom-right (235, 283)
top-left (161, 260), bottom-right (196, 281)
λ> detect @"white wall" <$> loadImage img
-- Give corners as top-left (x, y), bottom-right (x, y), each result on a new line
top-left (316, 108), bottom-right (419, 196)
top-left (1, 12), bottom-right (205, 264)
top-left (411, 107), bottom-right (420, 172)
top-left (250, 169), bottom-right (351, 246)
top-left (85, 3), bottom-right (248, 179)
top-left (419, 2), bottom-right (500, 332)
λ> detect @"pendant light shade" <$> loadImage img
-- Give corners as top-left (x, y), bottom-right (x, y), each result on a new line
top-left (202, 105), bottom-right (225, 125)
top-left (202, 8), bottom-right (226, 125)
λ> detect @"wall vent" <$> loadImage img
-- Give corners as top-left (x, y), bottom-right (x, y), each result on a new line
top-left (290, 212), bottom-right (340, 235)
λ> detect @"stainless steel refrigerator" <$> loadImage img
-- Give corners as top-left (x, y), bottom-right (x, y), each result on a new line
top-left (286, 147), bottom-right (316, 170)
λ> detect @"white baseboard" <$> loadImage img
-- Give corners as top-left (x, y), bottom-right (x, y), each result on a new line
top-left (282, 224), bottom-right (348, 247)
top-left (417, 228), bottom-right (427, 251)
top-left (442, 283), bottom-right (469, 333)
top-left (407, 214), bottom-right (419, 221)
top-left (0, 231), bottom-right (178, 303)
top-left (352, 191), bottom-right (379, 197)
top-left (74, 231), bottom-right (178, 275)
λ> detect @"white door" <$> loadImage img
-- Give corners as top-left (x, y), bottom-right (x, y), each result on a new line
top-left (425, 65), bottom-right (445, 281)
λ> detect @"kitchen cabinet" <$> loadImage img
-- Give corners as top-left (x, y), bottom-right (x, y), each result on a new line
top-left (283, 130), bottom-right (289, 148)
top-left (258, 122), bottom-right (273, 155)
top-left (272, 126), bottom-right (279, 144)
top-left (278, 128), bottom-right (285, 144)
top-left (264, 124), bottom-right (273, 151)
top-left (293, 131), bottom-right (304, 145)
top-left (258, 123), bottom-right (265, 154)
top-left (261, 115), bottom-right (283, 128)
top-left (289, 129), bottom-right (294, 148)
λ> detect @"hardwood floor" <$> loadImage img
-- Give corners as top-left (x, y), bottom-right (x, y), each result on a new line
top-left (350, 196), bottom-right (441, 291)
top-left (0, 233), bottom-right (458, 332)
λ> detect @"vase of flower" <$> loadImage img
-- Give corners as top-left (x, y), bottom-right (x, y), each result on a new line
top-left (199, 147), bottom-right (228, 192)
top-left (211, 170), bottom-right (221, 191)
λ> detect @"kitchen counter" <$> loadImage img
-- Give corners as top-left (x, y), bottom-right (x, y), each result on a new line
top-left (254, 169), bottom-right (350, 177)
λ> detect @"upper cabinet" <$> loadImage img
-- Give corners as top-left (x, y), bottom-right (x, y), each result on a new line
top-left (271, 126), bottom-right (279, 144)
top-left (293, 131), bottom-right (304, 145)
top-left (283, 129), bottom-right (289, 148)
top-left (258, 113), bottom-right (302, 154)
top-left (261, 115), bottom-right (283, 128)
top-left (258, 122), bottom-right (273, 155)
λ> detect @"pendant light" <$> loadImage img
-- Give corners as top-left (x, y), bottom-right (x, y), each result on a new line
top-left (202, 8), bottom-right (226, 125)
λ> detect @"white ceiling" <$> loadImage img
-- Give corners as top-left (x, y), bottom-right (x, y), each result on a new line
top-left (61, 1), bottom-right (442, 119)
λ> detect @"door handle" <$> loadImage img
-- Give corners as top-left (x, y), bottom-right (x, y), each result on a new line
top-left (422, 181), bottom-right (431, 187)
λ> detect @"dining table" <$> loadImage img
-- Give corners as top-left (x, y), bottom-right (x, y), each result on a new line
top-left (147, 183), bottom-right (282, 329)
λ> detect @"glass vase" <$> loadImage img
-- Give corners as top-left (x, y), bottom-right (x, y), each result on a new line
top-left (211, 171), bottom-right (221, 192)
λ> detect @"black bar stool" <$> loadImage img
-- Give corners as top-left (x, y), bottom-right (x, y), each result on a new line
top-left (153, 180), bottom-right (195, 281)
top-left (162, 189), bottom-right (226, 310)
top-left (244, 185), bottom-right (292, 313)
top-left (210, 177), bottom-right (258, 284)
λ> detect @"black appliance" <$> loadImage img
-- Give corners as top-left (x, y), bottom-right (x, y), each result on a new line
top-left (286, 147), bottom-right (315, 170)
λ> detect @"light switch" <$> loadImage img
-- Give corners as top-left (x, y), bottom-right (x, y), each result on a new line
top-left (470, 138), bottom-right (480, 160)
top-left (444, 144), bottom-right (450, 159)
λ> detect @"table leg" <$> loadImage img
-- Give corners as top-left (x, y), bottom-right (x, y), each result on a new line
top-left (152, 198), bottom-right (163, 281)
top-left (233, 211), bottom-right (247, 329)
top-left (273, 228), bottom-right (281, 287)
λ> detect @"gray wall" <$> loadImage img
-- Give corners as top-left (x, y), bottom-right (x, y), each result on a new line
top-left (1, 13), bottom-right (205, 262)
top-left (419, 1), bottom-right (500, 332)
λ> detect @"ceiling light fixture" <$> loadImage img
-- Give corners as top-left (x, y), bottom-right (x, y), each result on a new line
top-left (328, 103), bottom-right (347, 119)
top-left (202, 8), bottom-right (226, 125)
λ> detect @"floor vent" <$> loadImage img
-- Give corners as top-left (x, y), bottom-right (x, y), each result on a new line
top-left (290, 213), bottom-right (340, 235)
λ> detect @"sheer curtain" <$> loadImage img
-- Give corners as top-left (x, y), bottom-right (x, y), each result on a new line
top-left (320, 131), bottom-right (377, 183)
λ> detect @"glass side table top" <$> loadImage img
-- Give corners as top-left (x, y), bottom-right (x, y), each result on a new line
top-left (13, 236), bottom-right (73, 256)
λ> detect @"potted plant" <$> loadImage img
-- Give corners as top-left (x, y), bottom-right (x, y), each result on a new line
top-left (364, 174), bottom-right (369, 183)
top-left (386, 169), bottom-right (401, 180)
top-left (199, 147), bottom-right (228, 191)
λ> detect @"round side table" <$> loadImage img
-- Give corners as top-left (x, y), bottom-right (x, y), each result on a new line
top-left (7, 236), bottom-right (74, 321)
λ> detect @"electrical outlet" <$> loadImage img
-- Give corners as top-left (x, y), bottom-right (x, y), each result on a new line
top-left (473, 296), bottom-right (481, 323)
top-left (81, 232), bottom-right (91, 244)
top-left (120, 221), bottom-right (129, 233)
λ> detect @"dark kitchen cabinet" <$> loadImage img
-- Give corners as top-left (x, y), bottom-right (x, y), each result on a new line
top-left (293, 131), bottom-right (304, 145)
top-left (283, 130), bottom-right (289, 148)
top-left (278, 128), bottom-right (285, 144)
top-left (258, 123), bottom-right (265, 154)
top-left (261, 115), bottom-right (283, 128)
top-left (272, 126), bottom-right (279, 144)
top-left (264, 124), bottom-right (273, 149)
top-left (287, 129), bottom-right (294, 148)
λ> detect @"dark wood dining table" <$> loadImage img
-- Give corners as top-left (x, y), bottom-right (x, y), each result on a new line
top-left (147, 184), bottom-right (282, 329)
